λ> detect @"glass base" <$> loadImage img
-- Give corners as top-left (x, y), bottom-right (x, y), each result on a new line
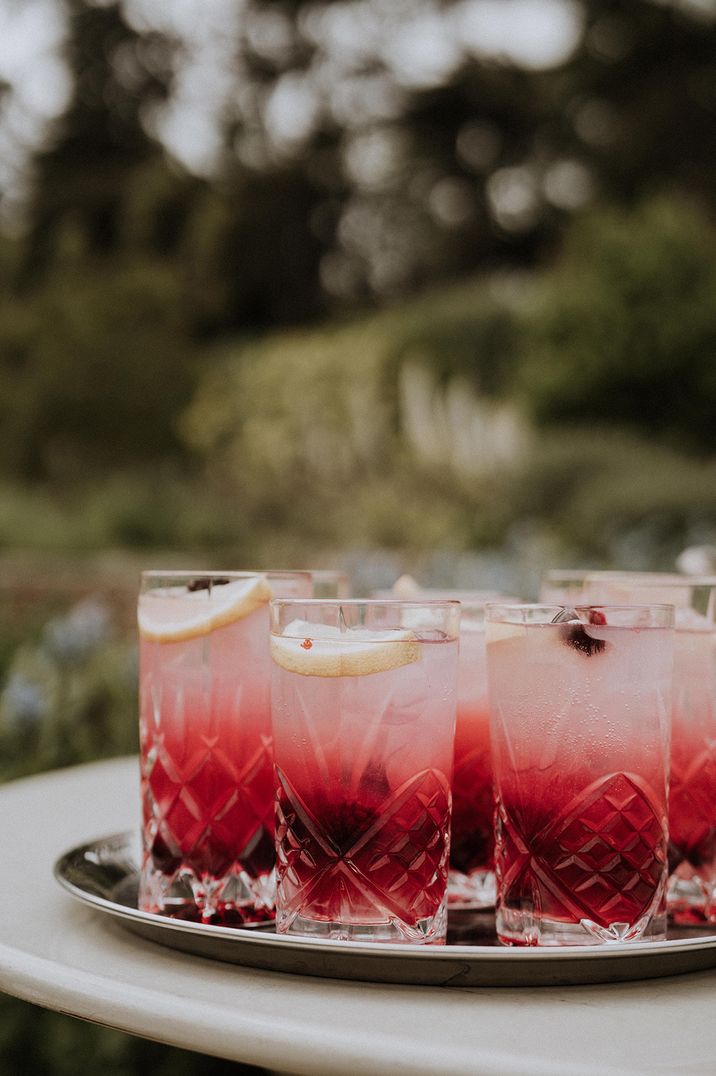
top-left (668, 871), bottom-right (712, 925)
top-left (276, 900), bottom-right (448, 944)
top-left (447, 868), bottom-right (496, 910)
top-left (139, 862), bottom-right (275, 925)
top-left (496, 905), bottom-right (666, 947)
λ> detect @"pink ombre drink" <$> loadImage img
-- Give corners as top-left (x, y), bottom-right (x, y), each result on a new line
top-left (138, 571), bottom-right (311, 924)
top-left (582, 574), bottom-right (716, 923)
top-left (450, 608), bottom-right (496, 907)
top-left (487, 603), bottom-right (673, 947)
top-left (372, 580), bottom-right (512, 908)
top-left (270, 599), bottom-right (459, 943)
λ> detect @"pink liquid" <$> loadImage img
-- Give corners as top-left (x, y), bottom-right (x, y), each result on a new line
top-left (275, 772), bottom-right (450, 928)
top-left (489, 621), bottom-right (671, 945)
top-left (667, 629), bottom-right (716, 922)
top-left (497, 769), bottom-right (667, 942)
top-left (448, 622), bottom-right (496, 908)
top-left (139, 604), bottom-right (275, 924)
top-left (272, 636), bottom-right (457, 941)
top-left (450, 705), bottom-right (493, 874)
top-left (670, 753), bottom-right (716, 870)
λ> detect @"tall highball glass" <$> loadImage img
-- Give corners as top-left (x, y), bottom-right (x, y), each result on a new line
top-left (486, 602), bottom-right (673, 946)
top-left (270, 598), bottom-right (460, 944)
top-left (583, 574), bottom-right (716, 923)
top-left (138, 570), bottom-right (312, 925)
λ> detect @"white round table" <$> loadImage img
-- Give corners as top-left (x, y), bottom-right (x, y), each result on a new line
top-left (1, 757), bottom-right (715, 1076)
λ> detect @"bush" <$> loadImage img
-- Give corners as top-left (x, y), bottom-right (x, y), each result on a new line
top-left (0, 595), bottom-right (137, 781)
top-left (509, 426), bottom-right (716, 565)
top-left (516, 196), bottom-right (716, 455)
top-left (0, 259), bottom-right (196, 481)
top-left (181, 284), bottom-right (526, 562)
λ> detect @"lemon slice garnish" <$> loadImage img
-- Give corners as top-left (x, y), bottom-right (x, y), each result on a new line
top-left (270, 619), bottom-right (420, 677)
top-left (138, 577), bottom-right (272, 642)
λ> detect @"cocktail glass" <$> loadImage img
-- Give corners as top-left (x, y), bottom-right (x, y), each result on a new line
top-left (377, 584), bottom-right (516, 909)
top-left (270, 598), bottom-right (460, 943)
top-left (448, 594), bottom-right (511, 910)
top-left (138, 570), bottom-right (312, 925)
top-left (486, 602), bottom-right (673, 946)
top-left (583, 574), bottom-right (716, 924)
top-left (540, 569), bottom-right (685, 603)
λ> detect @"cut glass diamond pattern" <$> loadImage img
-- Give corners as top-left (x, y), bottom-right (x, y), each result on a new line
top-left (498, 772), bottom-right (667, 930)
top-left (275, 766), bottom-right (450, 930)
top-left (670, 749), bottom-right (716, 867)
top-left (141, 723), bottom-right (275, 920)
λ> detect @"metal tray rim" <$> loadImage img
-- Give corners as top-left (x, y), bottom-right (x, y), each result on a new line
top-left (54, 830), bottom-right (716, 966)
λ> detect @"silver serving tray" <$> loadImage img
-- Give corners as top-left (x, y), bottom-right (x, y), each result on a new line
top-left (54, 831), bottom-right (716, 988)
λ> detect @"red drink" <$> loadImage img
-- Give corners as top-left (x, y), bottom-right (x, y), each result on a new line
top-left (496, 769), bottom-right (667, 943)
top-left (138, 571), bottom-right (310, 925)
top-left (451, 705), bottom-right (492, 875)
top-left (271, 600), bottom-right (459, 943)
top-left (581, 576), bottom-right (716, 923)
top-left (664, 624), bottom-right (716, 922)
top-left (374, 585), bottom-right (511, 908)
top-left (487, 605), bottom-right (672, 946)
top-left (449, 617), bottom-right (496, 907)
top-left (275, 771), bottom-right (451, 930)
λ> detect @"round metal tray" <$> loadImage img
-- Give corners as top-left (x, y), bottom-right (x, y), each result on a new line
top-left (54, 831), bottom-right (716, 988)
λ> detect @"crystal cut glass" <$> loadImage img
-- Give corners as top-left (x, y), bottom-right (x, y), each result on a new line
top-left (270, 598), bottom-right (459, 943)
top-left (486, 602), bottom-right (673, 946)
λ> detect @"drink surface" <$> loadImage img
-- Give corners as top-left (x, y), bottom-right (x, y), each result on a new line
top-left (271, 625), bottom-right (458, 941)
top-left (488, 620), bottom-right (671, 945)
top-left (139, 580), bottom-right (277, 925)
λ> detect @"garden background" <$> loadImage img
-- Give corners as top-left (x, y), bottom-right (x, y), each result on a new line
top-left (2, 0), bottom-right (716, 1070)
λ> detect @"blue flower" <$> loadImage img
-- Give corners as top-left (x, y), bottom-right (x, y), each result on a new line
top-left (43, 598), bottom-right (111, 663)
top-left (1, 673), bottom-right (49, 732)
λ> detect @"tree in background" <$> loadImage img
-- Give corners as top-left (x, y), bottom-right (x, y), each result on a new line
top-left (1, 0), bottom-right (716, 482)
top-left (517, 196), bottom-right (716, 457)
top-left (8, 0), bottom-right (716, 310)
top-left (220, 0), bottom-right (716, 300)
top-left (19, 0), bottom-right (174, 279)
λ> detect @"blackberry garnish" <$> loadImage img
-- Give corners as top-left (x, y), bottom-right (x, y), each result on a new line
top-left (553, 607), bottom-right (608, 657)
top-left (188, 577), bottom-right (230, 592)
top-left (561, 624), bottom-right (607, 656)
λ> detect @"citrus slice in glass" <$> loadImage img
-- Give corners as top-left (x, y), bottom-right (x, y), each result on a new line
top-left (270, 619), bottom-right (420, 677)
top-left (138, 576), bottom-right (272, 642)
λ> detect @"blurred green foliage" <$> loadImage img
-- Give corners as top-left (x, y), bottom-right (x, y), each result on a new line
top-left (1, 193), bottom-right (716, 570)
top-left (517, 197), bottom-right (716, 455)
top-left (170, 195), bottom-right (716, 567)
top-left (0, 992), bottom-right (262, 1076)
top-left (509, 427), bottom-right (716, 564)
top-left (0, 259), bottom-right (195, 480)
top-left (0, 598), bottom-right (136, 782)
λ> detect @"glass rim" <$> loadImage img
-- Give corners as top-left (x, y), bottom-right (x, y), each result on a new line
top-left (271, 597), bottom-right (461, 609)
top-left (485, 601), bottom-right (675, 625)
top-left (140, 569), bottom-right (313, 582)
top-left (587, 573), bottom-right (716, 588)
